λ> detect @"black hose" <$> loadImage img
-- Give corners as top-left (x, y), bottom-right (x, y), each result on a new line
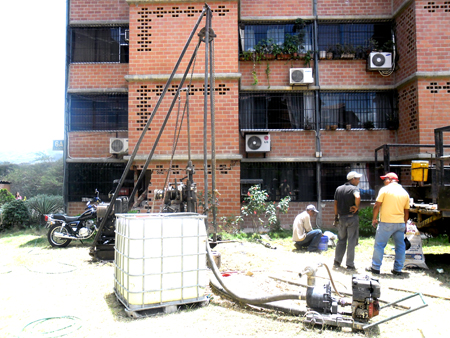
top-left (206, 240), bottom-right (304, 305)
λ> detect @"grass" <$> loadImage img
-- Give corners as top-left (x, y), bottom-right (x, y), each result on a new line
top-left (1, 228), bottom-right (449, 337)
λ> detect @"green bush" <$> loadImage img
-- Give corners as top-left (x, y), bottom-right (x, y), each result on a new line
top-left (0, 189), bottom-right (15, 207)
top-left (359, 206), bottom-right (376, 237)
top-left (26, 194), bottom-right (64, 226)
top-left (240, 185), bottom-right (291, 232)
top-left (1, 199), bottom-right (30, 230)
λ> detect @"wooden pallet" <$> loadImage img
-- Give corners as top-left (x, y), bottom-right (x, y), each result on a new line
top-left (123, 298), bottom-right (210, 318)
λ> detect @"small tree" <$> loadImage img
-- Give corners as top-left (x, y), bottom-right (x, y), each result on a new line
top-left (1, 199), bottom-right (30, 229)
top-left (240, 185), bottom-right (290, 232)
top-left (0, 189), bottom-right (15, 207)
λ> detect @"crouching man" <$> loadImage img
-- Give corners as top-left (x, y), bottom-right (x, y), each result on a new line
top-left (293, 205), bottom-right (323, 252)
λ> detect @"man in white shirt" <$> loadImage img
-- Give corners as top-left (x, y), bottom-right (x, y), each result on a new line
top-left (292, 205), bottom-right (323, 252)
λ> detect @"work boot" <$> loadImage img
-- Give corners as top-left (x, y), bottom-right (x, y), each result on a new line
top-left (365, 266), bottom-right (380, 275)
top-left (391, 269), bottom-right (403, 276)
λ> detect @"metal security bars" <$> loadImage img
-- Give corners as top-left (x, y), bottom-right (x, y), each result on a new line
top-left (240, 92), bottom-right (315, 130)
top-left (317, 22), bottom-right (392, 57)
top-left (241, 162), bottom-right (317, 202)
top-left (240, 22), bottom-right (313, 52)
top-left (69, 94), bottom-right (128, 132)
top-left (241, 162), bottom-right (376, 202)
top-left (239, 91), bottom-right (397, 131)
top-left (70, 27), bottom-right (129, 63)
top-left (320, 91), bottom-right (398, 129)
top-left (67, 163), bottom-right (133, 202)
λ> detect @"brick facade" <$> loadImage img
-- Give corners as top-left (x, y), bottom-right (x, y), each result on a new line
top-left (66, 0), bottom-right (450, 231)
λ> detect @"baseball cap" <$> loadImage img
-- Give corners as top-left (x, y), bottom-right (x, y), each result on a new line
top-left (347, 171), bottom-right (363, 180)
top-left (306, 204), bottom-right (319, 213)
top-left (380, 172), bottom-right (398, 181)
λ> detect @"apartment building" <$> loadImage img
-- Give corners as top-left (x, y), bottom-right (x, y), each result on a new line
top-left (65, 0), bottom-right (450, 228)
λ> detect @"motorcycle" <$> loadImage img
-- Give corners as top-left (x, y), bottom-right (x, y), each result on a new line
top-left (45, 190), bottom-right (101, 248)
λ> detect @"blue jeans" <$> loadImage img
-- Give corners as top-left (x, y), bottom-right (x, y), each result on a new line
top-left (371, 222), bottom-right (406, 272)
top-left (295, 229), bottom-right (323, 252)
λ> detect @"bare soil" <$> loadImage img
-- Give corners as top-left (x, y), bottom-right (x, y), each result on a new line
top-left (0, 231), bottom-right (449, 337)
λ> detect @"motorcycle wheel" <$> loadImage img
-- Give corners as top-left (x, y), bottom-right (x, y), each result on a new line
top-left (47, 224), bottom-right (72, 248)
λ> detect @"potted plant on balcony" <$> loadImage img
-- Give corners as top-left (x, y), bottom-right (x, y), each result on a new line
top-left (255, 38), bottom-right (277, 60)
top-left (326, 46), bottom-right (333, 59)
top-left (341, 44), bottom-right (355, 59)
top-left (333, 43), bottom-right (343, 59)
top-left (239, 50), bottom-right (254, 61)
top-left (386, 112), bottom-right (399, 130)
top-left (364, 120), bottom-right (375, 130)
top-left (280, 33), bottom-right (299, 59)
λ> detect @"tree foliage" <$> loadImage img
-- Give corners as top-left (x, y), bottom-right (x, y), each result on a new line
top-left (240, 185), bottom-right (291, 232)
top-left (1, 199), bottom-right (30, 229)
top-left (2, 153), bottom-right (63, 198)
top-left (359, 206), bottom-right (376, 237)
top-left (0, 189), bottom-right (15, 207)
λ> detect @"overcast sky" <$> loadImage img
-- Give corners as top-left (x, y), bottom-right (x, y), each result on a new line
top-left (0, 0), bottom-right (66, 156)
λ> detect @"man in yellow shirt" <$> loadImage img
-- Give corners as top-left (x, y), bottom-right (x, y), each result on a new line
top-left (366, 172), bottom-right (410, 276)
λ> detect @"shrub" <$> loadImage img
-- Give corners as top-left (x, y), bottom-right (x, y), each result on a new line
top-left (240, 185), bottom-right (291, 232)
top-left (359, 206), bottom-right (375, 237)
top-left (26, 194), bottom-right (64, 226)
top-left (0, 189), bottom-right (15, 207)
top-left (1, 200), bottom-right (30, 230)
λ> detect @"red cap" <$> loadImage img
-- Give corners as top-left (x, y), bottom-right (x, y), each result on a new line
top-left (380, 172), bottom-right (398, 181)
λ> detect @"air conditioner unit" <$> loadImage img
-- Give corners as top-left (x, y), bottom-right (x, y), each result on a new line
top-left (110, 138), bottom-right (128, 154)
top-left (290, 68), bottom-right (313, 85)
top-left (245, 134), bottom-right (271, 152)
top-left (367, 52), bottom-right (392, 70)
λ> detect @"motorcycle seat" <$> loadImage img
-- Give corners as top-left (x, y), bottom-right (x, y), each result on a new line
top-left (52, 214), bottom-right (80, 222)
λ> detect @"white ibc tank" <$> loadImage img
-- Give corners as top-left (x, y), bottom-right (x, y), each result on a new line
top-left (114, 213), bottom-right (208, 311)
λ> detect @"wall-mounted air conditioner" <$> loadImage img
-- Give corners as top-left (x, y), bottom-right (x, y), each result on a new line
top-left (290, 68), bottom-right (313, 85)
top-left (367, 52), bottom-right (392, 70)
top-left (245, 134), bottom-right (271, 152)
top-left (110, 138), bottom-right (128, 154)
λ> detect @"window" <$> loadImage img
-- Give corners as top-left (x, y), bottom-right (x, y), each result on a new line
top-left (241, 162), bottom-right (376, 202)
top-left (240, 92), bottom-right (315, 130)
top-left (321, 163), bottom-right (376, 201)
top-left (320, 91), bottom-right (397, 129)
top-left (69, 94), bottom-right (128, 131)
top-left (240, 91), bottom-right (397, 131)
top-left (71, 27), bottom-right (129, 63)
top-left (241, 162), bottom-right (317, 202)
top-left (318, 22), bottom-right (392, 55)
top-left (240, 23), bottom-right (313, 52)
top-left (67, 163), bottom-right (133, 202)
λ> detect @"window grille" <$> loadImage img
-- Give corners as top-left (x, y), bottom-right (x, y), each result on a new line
top-left (69, 94), bottom-right (128, 132)
top-left (241, 162), bottom-right (376, 202)
top-left (317, 22), bottom-right (392, 54)
top-left (240, 23), bottom-right (313, 52)
top-left (320, 91), bottom-right (397, 129)
top-left (239, 91), bottom-right (397, 131)
top-left (71, 27), bottom-right (129, 63)
top-left (322, 163), bottom-right (376, 201)
top-left (67, 163), bottom-right (132, 202)
top-left (240, 92), bottom-right (315, 130)
top-left (241, 162), bottom-right (317, 202)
